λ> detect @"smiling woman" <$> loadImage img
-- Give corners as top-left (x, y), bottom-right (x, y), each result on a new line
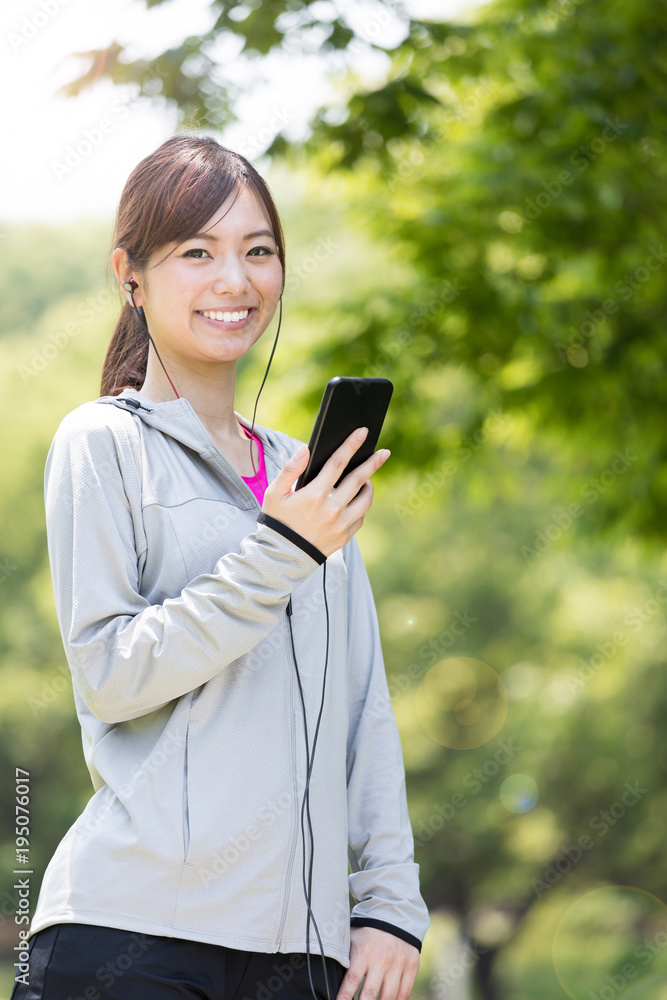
top-left (114, 195), bottom-right (281, 345)
top-left (110, 183), bottom-right (284, 466)
top-left (105, 138), bottom-right (283, 390)
top-left (11, 134), bottom-right (427, 1000)
top-left (104, 135), bottom-right (286, 478)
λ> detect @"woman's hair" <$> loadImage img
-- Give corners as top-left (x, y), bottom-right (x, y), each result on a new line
top-left (100, 134), bottom-right (286, 397)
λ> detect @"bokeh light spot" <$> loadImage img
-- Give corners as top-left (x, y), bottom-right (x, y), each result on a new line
top-left (415, 657), bottom-right (508, 749)
top-left (499, 774), bottom-right (539, 813)
top-left (454, 698), bottom-right (481, 725)
top-left (553, 886), bottom-right (667, 1000)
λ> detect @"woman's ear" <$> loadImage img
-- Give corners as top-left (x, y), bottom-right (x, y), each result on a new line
top-left (112, 247), bottom-right (144, 307)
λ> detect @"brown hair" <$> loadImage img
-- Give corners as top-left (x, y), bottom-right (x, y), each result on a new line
top-left (101, 134), bottom-right (286, 397)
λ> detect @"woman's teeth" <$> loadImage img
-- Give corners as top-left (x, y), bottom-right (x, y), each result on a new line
top-left (200, 309), bottom-right (250, 323)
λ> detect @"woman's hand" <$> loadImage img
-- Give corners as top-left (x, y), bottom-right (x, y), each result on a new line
top-left (261, 427), bottom-right (390, 559)
top-left (336, 926), bottom-right (421, 1000)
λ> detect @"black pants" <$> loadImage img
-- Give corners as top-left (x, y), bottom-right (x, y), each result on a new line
top-left (10, 922), bottom-right (347, 1000)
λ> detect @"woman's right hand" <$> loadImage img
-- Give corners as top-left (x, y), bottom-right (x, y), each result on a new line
top-left (261, 427), bottom-right (391, 559)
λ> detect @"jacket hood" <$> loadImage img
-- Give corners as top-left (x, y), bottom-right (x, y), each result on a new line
top-left (93, 386), bottom-right (301, 511)
top-left (95, 386), bottom-right (291, 460)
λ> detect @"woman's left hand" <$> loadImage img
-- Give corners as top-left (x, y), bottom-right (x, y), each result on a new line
top-left (336, 926), bottom-right (421, 1000)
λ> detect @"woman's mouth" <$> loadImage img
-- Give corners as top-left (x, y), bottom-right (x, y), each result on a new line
top-left (196, 308), bottom-right (256, 328)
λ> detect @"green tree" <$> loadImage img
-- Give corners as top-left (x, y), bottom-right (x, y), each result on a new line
top-left (61, 0), bottom-right (667, 543)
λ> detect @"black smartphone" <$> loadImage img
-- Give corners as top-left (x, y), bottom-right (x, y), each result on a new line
top-left (294, 377), bottom-right (393, 492)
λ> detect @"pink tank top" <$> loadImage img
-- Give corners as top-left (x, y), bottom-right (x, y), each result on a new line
top-left (239, 425), bottom-right (268, 504)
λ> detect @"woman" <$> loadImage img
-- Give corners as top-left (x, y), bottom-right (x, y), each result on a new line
top-left (12, 135), bottom-right (430, 1000)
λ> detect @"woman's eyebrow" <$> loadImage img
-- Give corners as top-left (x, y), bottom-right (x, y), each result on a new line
top-left (187, 229), bottom-right (276, 242)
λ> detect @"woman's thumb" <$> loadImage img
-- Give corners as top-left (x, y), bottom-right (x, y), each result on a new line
top-left (274, 443), bottom-right (308, 486)
top-left (272, 443), bottom-right (307, 495)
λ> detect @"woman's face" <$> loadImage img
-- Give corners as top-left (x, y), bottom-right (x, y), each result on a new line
top-left (135, 184), bottom-right (283, 367)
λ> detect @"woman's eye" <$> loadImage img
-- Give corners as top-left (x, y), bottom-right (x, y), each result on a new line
top-left (183, 246), bottom-right (275, 259)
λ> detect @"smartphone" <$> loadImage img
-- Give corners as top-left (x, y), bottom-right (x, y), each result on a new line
top-left (294, 377), bottom-right (393, 492)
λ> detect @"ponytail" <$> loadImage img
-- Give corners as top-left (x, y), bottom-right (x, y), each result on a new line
top-left (100, 300), bottom-right (149, 397)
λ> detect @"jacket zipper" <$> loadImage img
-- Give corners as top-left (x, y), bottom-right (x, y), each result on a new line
top-left (183, 721), bottom-right (190, 862)
top-left (275, 599), bottom-right (300, 948)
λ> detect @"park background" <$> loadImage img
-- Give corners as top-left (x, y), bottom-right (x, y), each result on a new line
top-left (1, 0), bottom-right (666, 997)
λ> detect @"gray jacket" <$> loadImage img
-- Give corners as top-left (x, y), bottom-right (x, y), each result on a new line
top-left (28, 386), bottom-right (430, 967)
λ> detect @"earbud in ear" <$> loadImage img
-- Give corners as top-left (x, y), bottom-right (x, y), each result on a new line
top-left (124, 278), bottom-right (138, 292)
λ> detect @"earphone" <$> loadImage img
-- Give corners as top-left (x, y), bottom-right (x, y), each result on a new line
top-left (123, 276), bottom-right (334, 1000)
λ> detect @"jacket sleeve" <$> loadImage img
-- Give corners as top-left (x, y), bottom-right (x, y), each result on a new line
top-left (44, 410), bottom-right (325, 726)
top-left (343, 534), bottom-right (430, 954)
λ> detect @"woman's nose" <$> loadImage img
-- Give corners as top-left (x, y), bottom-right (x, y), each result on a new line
top-left (210, 255), bottom-right (252, 294)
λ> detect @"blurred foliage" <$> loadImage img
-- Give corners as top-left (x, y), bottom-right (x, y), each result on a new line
top-left (2, 0), bottom-right (667, 997)
top-left (0, 221), bottom-right (112, 336)
top-left (61, 0), bottom-right (667, 543)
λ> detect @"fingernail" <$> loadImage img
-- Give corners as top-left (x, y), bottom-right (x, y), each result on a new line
top-left (380, 449), bottom-right (391, 460)
top-left (295, 443), bottom-right (308, 457)
top-left (357, 427), bottom-right (368, 440)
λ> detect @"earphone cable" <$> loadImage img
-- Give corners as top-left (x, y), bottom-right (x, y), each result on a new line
top-left (288, 567), bottom-right (332, 1000)
top-left (129, 290), bottom-right (181, 400)
top-left (249, 295), bottom-right (282, 482)
top-left (288, 562), bottom-right (333, 1000)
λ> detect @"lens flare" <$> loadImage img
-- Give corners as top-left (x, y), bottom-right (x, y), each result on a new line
top-left (415, 657), bottom-right (508, 749)
top-left (499, 774), bottom-right (539, 813)
top-left (553, 886), bottom-right (667, 1000)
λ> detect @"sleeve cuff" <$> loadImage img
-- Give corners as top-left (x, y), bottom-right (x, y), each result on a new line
top-left (350, 917), bottom-right (422, 953)
top-left (256, 511), bottom-right (327, 566)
